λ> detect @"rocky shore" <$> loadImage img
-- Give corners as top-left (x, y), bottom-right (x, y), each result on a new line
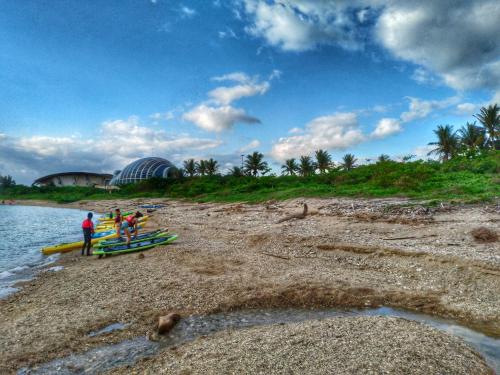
top-left (1, 197), bottom-right (499, 374)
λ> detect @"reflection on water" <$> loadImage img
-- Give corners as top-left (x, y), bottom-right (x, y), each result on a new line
top-left (18, 307), bottom-right (500, 374)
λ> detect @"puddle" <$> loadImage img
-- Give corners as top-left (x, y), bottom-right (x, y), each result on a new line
top-left (88, 323), bottom-right (128, 337)
top-left (18, 307), bottom-right (500, 374)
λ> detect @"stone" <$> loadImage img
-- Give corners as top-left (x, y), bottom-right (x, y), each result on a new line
top-left (158, 313), bottom-right (181, 335)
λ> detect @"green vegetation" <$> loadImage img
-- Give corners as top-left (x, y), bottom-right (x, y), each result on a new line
top-left (1, 105), bottom-right (498, 205)
top-left (1, 152), bottom-right (498, 204)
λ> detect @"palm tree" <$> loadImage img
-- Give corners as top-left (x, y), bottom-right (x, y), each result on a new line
top-left (281, 158), bottom-right (299, 176)
top-left (196, 160), bottom-right (207, 176)
top-left (183, 159), bottom-right (197, 177)
top-left (427, 125), bottom-right (459, 161)
top-left (205, 158), bottom-right (219, 176)
top-left (377, 154), bottom-right (391, 163)
top-left (341, 154), bottom-right (357, 171)
top-left (474, 104), bottom-right (499, 149)
top-left (228, 166), bottom-right (244, 177)
top-left (244, 152), bottom-right (270, 177)
top-left (298, 155), bottom-right (315, 176)
top-left (458, 122), bottom-right (485, 151)
top-left (315, 149), bottom-right (332, 173)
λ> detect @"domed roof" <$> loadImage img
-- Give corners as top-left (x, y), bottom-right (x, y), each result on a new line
top-left (110, 157), bottom-right (177, 185)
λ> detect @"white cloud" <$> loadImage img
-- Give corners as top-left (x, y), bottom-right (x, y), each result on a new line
top-left (400, 96), bottom-right (460, 123)
top-left (0, 117), bottom-right (222, 183)
top-left (212, 72), bottom-right (251, 83)
top-left (411, 67), bottom-right (440, 86)
top-left (208, 81), bottom-right (270, 105)
top-left (413, 145), bottom-right (437, 160)
top-left (288, 127), bottom-right (303, 134)
top-left (218, 28), bottom-right (237, 39)
top-left (149, 111), bottom-right (175, 121)
top-left (180, 5), bottom-right (196, 18)
top-left (183, 105), bottom-right (260, 132)
top-left (271, 112), bottom-right (365, 161)
top-left (239, 139), bottom-right (261, 152)
top-left (238, 1), bottom-right (500, 97)
top-left (371, 118), bottom-right (401, 138)
top-left (242, 0), bottom-right (363, 52)
top-left (455, 102), bottom-right (478, 116)
top-left (376, 0), bottom-right (500, 92)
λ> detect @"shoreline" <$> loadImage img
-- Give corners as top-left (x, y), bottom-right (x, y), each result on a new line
top-left (1, 197), bottom-right (498, 373)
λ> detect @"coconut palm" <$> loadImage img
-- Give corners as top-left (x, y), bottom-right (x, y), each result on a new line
top-left (315, 149), bottom-right (332, 173)
top-left (195, 160), bottom-right (207, 176)
top-left (427, 125), bottom-right (459, 161)
top-left (244, 152), bottom-right (270, 177)
top-left (205, 158), bottom-right (219, 176)
top-left (341, 153), bottom-right (357, 171)
top-left (474, 104), bottom-right (499, 149)
top-left (0, 175), bottom-right (16, 188)
top-left (281, 158), bottom-right (299, 176)
top-left (458, 122), bottom-right (485, 151)
top-left (298, 155), bottom-right (315, 176)
top-left (183, 159), bottom-right (197, 177)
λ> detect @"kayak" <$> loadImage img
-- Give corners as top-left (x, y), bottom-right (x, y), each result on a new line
top-left (95, 228), bottom-right (168, 248)
top-left (95, 216), bottom-right (149, 232)
top-left (97, 213), bottom-right (147, 225)
top-left (139, 204), bottom-right (164, 209)
top-left (93, 234), bottom-right (178, 256)
top-left (41, 226), bottom-right (142, 255)
top-left (98, 211), bottom-right (134, 221)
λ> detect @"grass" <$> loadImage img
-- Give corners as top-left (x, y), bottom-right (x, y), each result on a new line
top-left (1, 152), bottom-right (498, 204)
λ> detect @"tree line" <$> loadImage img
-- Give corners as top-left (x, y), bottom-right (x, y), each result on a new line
top-left (178, 103), bottom-right (498, 178)
top-left (428, 104), bottom-right (499, 161)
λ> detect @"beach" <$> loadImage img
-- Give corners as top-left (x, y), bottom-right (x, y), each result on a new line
top-left (1, 197), bottom-right (499, 374)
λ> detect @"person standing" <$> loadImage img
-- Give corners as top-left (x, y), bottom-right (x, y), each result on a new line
top-left (81, 212), bottom-right (95, 256)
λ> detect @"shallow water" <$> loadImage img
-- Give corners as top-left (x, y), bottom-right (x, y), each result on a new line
top-left (18, 307), bottom-right (500, 374)
top-left (0, 205), bottom-right (91, 298)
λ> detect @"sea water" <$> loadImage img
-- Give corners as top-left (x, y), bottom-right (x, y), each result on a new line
top-left (0, 205), bottom-right (90, 299)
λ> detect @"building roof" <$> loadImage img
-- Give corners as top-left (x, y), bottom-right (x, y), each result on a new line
top-left (33, 172), bottom-right (113, 185)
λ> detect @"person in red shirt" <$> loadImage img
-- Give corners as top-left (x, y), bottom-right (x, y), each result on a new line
top-left (81, 212), bottom-right (95, 256)
top-left (121, 211), bottom-right (143, 246)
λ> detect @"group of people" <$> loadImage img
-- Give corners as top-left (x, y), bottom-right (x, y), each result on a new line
top-left (81, 209), bottom-right (144, 256)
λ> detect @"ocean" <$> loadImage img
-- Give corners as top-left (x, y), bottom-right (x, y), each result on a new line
top-left (0, 205), bottom-right (91, 299)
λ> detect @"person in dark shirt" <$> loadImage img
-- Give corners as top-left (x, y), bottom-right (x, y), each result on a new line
top-left (81, 212), bottom-right (95, 256)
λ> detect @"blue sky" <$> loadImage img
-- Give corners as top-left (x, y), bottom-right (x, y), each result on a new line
top-left (1, 0), bottom-right (499, 183)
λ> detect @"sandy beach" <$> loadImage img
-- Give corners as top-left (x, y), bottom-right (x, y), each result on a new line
top-left (1, 197), bottom-right (499, 374)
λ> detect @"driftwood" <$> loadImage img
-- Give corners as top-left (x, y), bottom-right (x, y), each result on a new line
top-left (259, 252), bottom-right (290, 260)
top-left (277, 204), bottom-right (308, 223)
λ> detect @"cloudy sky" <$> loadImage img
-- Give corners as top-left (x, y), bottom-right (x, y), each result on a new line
top-left (1, 0), bottom-right (499, 184)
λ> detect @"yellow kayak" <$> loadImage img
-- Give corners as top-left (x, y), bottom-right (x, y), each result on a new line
top-left (97, 215), bottom-right (149, 226)
top-left (95, 217), bottom-right (149, 232)
top-left (41, 226), bottom-right (143, 255)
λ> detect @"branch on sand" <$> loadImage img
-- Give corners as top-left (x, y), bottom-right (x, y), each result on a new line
top-left (277, 204), bottom-right (308, 223)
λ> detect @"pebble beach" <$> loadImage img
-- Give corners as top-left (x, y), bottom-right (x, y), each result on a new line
top-left (1, 197), bottom-right (498, 374)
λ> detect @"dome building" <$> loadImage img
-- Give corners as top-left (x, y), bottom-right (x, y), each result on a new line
top-left (110, 157), bottom-right (177, 185)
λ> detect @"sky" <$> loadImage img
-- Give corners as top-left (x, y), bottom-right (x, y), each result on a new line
top-left (1, 0), bottom-right (499, 184)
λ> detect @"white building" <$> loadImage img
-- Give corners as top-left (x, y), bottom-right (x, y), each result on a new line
top-left (33, 172), bottom-right (113, 187)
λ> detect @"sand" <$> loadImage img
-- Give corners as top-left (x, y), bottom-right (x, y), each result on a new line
top-left (1, 197), bottom-right (498, 374)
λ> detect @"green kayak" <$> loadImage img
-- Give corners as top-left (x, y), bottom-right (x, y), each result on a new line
top-left (93, 234), bottom-right (178, 256)
top-left (95, 228), bottom-right (168, 248)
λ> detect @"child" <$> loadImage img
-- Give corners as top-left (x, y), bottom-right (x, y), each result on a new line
top-left (81, 212), bottom-right (95, 256)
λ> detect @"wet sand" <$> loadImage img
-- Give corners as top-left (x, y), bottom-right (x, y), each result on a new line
top-left (1, 197), bottom-right (499, 374)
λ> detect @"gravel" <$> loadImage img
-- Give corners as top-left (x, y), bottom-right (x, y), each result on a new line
top-left (1, 197), bottom-right (498, 374)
